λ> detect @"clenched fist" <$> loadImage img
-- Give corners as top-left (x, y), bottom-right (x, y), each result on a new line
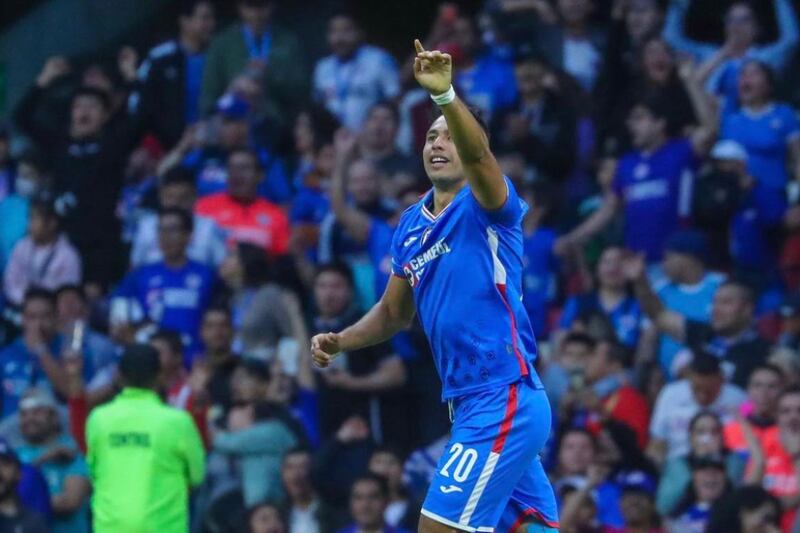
top-left (311, 332), bottom-right (342, 368)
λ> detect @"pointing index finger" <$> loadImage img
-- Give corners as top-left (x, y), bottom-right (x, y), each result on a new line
top-left (414, 39), bottom-right (425, 54)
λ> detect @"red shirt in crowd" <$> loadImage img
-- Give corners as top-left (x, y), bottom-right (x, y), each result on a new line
top-left (754, 426), bottom-right (799, 532)
top-left (588, 385), bottom-right (651, 449)
top-left (196, 193), bottom-right (290, 255)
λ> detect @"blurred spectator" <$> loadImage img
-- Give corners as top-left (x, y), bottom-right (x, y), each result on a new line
top-left (247, 501), bottom-right (287, 533)
top-left (357, 102), bottom-right (420, 193)
top-left (0, 126), bottom-right (14, 202)
top-left (723, 363), bottom-right (783, 455)
top-left (86, 343), bottom-right (205, 532)
top-left (368, 447), bottom-right (419, 530)
top-left (337, 473), bottom-right (412, 533)
top-left (200, 0), bottom-right (307, 130)
top-left (130, 165), bottom-right (227, 267)
top-left (400, 435), bottom-right (448, 504)
top-left (647, 355), bottom-right (746, 465)
top-left (567, 68), bottom-right (716, 262)
top-left (15, 388), bottom-right (90, 533)
top-left (665, 454), bottom-right (730, 533)
top-left (313, 12), bottom-right (400, 131)
top-left (3, 199), bottom-right (81, 308)
top-left (149, 330), bottom-right (190, 407)
top-left (314, 416), bottom-right (374, 509)
top-left (129, 0), bottom-right (217, 148)
top-left (630, 254), bottom-right (770, 387)
top-left (209, 395), bottom-right (297, 506)
top-left (195, 147), bottom-right (290, 255)
top-left (290, 105), bottom-right (340, 190)
top-left (112, 208), bottom-right (217, 356)
top-left (556, 246), bottom-right (648, 350)
top-left (0, 152), bottom-right (48, 272)
top-left (191, 306), bottom-right (240, 414)
top-left (118, 139), bottom-right (161, 245)
top-left (219, 242), bottom-right (293, 358)
top-left (654, 230), bottom-right (725, 374)
top-left (280, 447), bottom-right (343, 533)
top-left (0, 289), bottom-right (113, 418)
top-left (493, 52), bottom-right (577, 183)
top-left (748, 386), bottom-right (800, 530)
top-left (656, 411), bottom-right (744, 516)
top-left (312, 263), bottom-right (407, 444)
top-left (530, 0), bottom-right (607, 92)
top-left (541, 331), bottom-right (596, 413)
top-left (706, 484), bottom-right (781, 533)
top-left (690, 141), bottom-right (749, 269)
top-left (779, 295), bottom-right (800, 351)
top-left (0, 439), bottom-right (48, 532)
top-left (14, 59), bottom-right (140, 287)
top-left (721, 61), bottom-right (800, 276)
top-left (664, 0), bottom-right (798, 107)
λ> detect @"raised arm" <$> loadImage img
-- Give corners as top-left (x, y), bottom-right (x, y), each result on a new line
top-left (662, 0), bottom-right (717, 60)
top-left (678, 58), bottom-right (718, 156)
top-left (413, 39), bottom-right (507, 209)
top-left (758, 0), bottom-right (800, 70)
top-left (624, 253), bottom-right (687, 342)
top-left (330, 129), bottom-right (372, 243)
top-left (311, 275), bottom-right (415, 368)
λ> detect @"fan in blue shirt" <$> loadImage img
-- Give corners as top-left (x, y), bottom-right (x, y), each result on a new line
top-left (112, 208), bottom-right (216, 359)
top-left (565, 86), bottom-right (716, 263)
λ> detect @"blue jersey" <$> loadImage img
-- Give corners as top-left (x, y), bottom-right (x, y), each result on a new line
top-left (721, 103), bottom-right (799, 223)
top-left (558, 293), bottom-right (644, 348)
top-left (613, 139), bottom-right (696, 262)
top-left (116, 260), bottom-right (216, 352)
top-left (390, 177), bottom-right (539, 400)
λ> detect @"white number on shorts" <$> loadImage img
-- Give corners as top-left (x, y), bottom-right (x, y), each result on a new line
top-left (440, 443), bottom-right (479, 482)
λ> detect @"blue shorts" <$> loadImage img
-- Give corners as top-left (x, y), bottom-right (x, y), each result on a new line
top-left (421, 378), bottom-right (559, 532)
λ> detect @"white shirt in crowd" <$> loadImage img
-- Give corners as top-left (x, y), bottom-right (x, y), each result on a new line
top-left (3, 234), bottom-right (82, 306)
top-left (313, 45), bottom-right (400, 130)
top-left (649, 379), bottom-right (746, 460)
top-left (130, 212), bottom-right (227, 267)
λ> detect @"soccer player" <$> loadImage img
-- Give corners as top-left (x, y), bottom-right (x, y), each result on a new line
top-left (311, 40), bottom-right (558, 533)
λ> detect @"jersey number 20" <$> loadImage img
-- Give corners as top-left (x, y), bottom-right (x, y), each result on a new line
top-left (440, 443), bottom-right (478, 482)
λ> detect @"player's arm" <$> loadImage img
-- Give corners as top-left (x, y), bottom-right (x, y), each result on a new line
top-left (413, 40), bottom-right (507, 209)
top-left (312, 275), bottom-right (415, 367)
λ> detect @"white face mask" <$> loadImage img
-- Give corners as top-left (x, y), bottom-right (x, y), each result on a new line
top-left (15, 177), bottom-right (38, 199)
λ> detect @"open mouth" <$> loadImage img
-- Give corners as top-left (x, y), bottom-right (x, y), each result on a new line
top-left (430, 155), bottom-right (449, 169)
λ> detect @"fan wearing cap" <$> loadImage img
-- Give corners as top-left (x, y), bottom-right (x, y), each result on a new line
top-left (200, 0), bottom-right (306, 131)
top-left (0, 438), bottom-right (48, 532)
top-left (626, 253), bottom-right (770, 388)
top-left (86, 343), bottom-right (205, 533)
top-left (3, 197), bottom-right (82, 308)
top-left (653, 230), bottom-right (726, 375)
top-left (16, 388), bottom-right (90, 533)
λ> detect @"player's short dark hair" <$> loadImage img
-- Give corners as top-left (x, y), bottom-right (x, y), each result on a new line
top-left (119, 343), bottom-right (161, 388)
top-left (431, 104), bottom-right (490, 140)
top-left (72, 86), bottom-right (111, 110)
top-left (150, 329), bottom-right (184, 357)
top-left (55, 284), bottom-right (86, 303)
top-left (178, 0), bottom-right (212, 17)
top-left (689, 352), bottom-right (722, 376)
top-left (161, 165), bottom-right (197, 190)
top-left (23, 287), bottom-right (57, 310)
top-left (315, 262), bottom-right (354, 288)
top-left (562, 331), bottom-right (597, 351)
top-left (158, 206), bottom-right (194, 233)
top-left (351, 472), bottom-right (389, 500)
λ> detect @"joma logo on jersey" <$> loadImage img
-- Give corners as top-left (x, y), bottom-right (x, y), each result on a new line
top-left (403, 239), bottom-right (452, 287)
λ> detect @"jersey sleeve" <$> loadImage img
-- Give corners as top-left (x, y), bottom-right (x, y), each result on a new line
top-left (479, 176), bottom-right (528, 227)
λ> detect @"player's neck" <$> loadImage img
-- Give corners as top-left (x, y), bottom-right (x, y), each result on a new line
top-left (431, 180), bottom-right (466, 215)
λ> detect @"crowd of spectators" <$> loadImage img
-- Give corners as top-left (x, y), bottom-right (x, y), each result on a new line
top-left (4, 0), bottom-right (800, 531)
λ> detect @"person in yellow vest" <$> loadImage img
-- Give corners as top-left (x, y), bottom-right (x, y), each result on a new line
top-left (87, 343), bottom-right (205, 533)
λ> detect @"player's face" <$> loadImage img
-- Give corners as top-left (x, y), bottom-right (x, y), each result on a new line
top-left (748, 368), bottom-right (782, 415)
top-left (328, 15), bottom-right (360, 58)
top-left (71, 95), bottom-right (107, 139)
top-left (182, 2), bottom-right (216, 47)
top-left (350, 480), bottom-right (386, 529)
top-left (423, 115), bottom-right (465, 187)
top-left (778, 393), bottom-right (800, 433)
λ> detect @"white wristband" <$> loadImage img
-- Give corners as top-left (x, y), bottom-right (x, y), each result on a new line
top-left (430, 85), bottom-right (456, 106)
